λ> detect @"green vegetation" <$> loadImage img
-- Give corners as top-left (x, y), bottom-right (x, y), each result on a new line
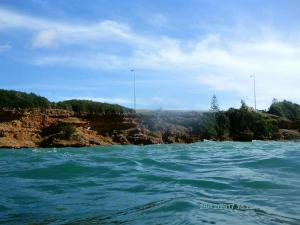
top-left (268, 100), bottom-right (300, 120)
top-left (215, 111), bottom-right (230, 138)
top-left (56, 99), bottom-right (133, 115)
top-left (226, 104), bottom-right (277, 140)
top-left (198, 97), bottom-right (278, 141)
top-left (268, 100), bottom-right (300, 132)
top-left (198, 113), bottom-right (218, 139)
top-left (2, 89), bottom-right (300, 141)
top-left (0, 89), bottom-right (50, 109)
top-left (198, 95), bottom-right (228, 139)
top-left (42, 123), bottom-right (76, 139)
top-left (210, 94), bottom-right (219, 112)
top-left (0, 89), bottom-right (133, 114)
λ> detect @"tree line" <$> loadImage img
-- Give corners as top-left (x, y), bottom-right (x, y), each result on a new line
top-left (197, 95), bottom-right (300, 141)
top-left (1, 89), bottom-right (300, 141)
top-left (0, 89), bottom-right (133, 114)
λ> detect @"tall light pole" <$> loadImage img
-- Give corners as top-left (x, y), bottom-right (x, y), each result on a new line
top-left (131, 69), bottom-right (136, 111)
top-left (250, 75), bottom-right (257, 111)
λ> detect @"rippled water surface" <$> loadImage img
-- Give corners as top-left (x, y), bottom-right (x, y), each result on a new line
top-left (0, 141), bottom-right (300, 224)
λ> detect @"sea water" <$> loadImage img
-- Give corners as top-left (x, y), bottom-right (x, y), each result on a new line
top-left (0, 141), bottom-right (299, 224)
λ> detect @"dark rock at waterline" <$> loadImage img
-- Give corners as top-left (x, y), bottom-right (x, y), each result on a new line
top-left (279, 129), bottom-right (300, 140)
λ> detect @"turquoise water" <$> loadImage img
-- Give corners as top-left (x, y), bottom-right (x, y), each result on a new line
top-left (0, 141), bottom-right (300, 225)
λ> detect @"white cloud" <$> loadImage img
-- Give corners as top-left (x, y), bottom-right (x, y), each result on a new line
top-left (1, 7), bottom-right (300, 108)
top-left (0, 43), bottom-right (11, 51)
top-left (32, 30), bottom-right (58, 48)
top-left (0, 7), bottom-right (147, 48)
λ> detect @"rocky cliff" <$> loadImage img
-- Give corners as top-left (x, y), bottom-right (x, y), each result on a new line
top-left (0, 109), bottom-right (201, 148)
top-left (0, 108), bottom-right (299, 148)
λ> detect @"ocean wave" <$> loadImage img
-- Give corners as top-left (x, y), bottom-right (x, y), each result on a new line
top-left (0, 141), bottom-right (299, 224)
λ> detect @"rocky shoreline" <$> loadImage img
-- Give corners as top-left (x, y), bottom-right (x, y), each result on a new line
top-left (0, 109), bottom-right (196, 148)
top-left (0, 108), bottom-right (300, 149)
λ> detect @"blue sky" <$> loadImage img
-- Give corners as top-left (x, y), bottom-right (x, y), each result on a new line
top-left (1, 0), bottom-right (300, 110)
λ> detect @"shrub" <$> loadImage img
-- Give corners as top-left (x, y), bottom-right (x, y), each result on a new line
top-left (198, 112), bottom-right (230, 139)
top-left (252, 118), bottom-right (277, 139)
top-left (0, 89), bottom-right (50, 109)
top-left (227, 108), bottom-right (277, 140)
top-left (198, 113), bottom-right (218, 138)
top-left (215, 112), bottom-right (230, 138)
top-left (269, 100), bottom-right (300, 120)
top-left (0, 89), bottom-right (133, 115)
top-left (42, 123), bottom-right (76, 139)
top-left (55, 99), bottom-right (133, 115)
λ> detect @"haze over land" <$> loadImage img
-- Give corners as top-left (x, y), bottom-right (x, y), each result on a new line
top-left (1, 0), bottom-right (300, 109)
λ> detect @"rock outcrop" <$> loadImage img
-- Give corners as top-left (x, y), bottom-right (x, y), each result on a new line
top-left (0, 109), bottom-right (113, 148)
top-left (278, 129), bottom-right (300, 140)
top-left (0, 109), bottom-right (202, 148)
top-left (1, 108), bottom-right (300, 148)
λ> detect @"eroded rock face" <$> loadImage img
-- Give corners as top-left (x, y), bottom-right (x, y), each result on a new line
top-left (279, 129), bottom-right (300, 140)
top-left (2, 109), bottom-right (299, 148)
top-left (0, 109), bottom-right (112, 148)
top-left (0, 109), bottom-right (202, 148)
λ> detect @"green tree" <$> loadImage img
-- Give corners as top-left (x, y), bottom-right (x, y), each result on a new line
top-left (56, 99), bottom-right (133, 115)
top-left (272, 98), bottom-right (279, 104)
top-left (210, 94), bottom-right (219, 112)
top-left (198, 113), bottom-right (217, 138)
top-left (0, 89), bottom-right (50, 109)
top-left (227, 107), bottom-right (277, 140)
top-left (240, 100), bottom-right (248, 110)
top-left (269, 100), bottom-right (300, 120)
top-left (215, 112), bottom-right (230, 138)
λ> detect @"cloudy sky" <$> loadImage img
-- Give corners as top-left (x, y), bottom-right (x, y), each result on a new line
top-left (1, 0), bottom-right (300, 110)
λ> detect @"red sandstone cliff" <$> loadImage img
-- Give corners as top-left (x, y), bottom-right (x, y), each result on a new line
top-left (0, 109), bottom-right (197, 148)
top-left (1, 108), bottom-right (299, 148)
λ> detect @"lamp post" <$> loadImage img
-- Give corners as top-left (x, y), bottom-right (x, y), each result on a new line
top-left (131, 69), bottom-right (136, 111)
top-left (250, 75), bottom-right (257, 111)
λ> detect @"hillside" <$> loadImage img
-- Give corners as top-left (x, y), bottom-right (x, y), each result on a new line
top-left (0, 89), bottom-right (133, 114)
top-left (1, 89), bottom-right (300, 148)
